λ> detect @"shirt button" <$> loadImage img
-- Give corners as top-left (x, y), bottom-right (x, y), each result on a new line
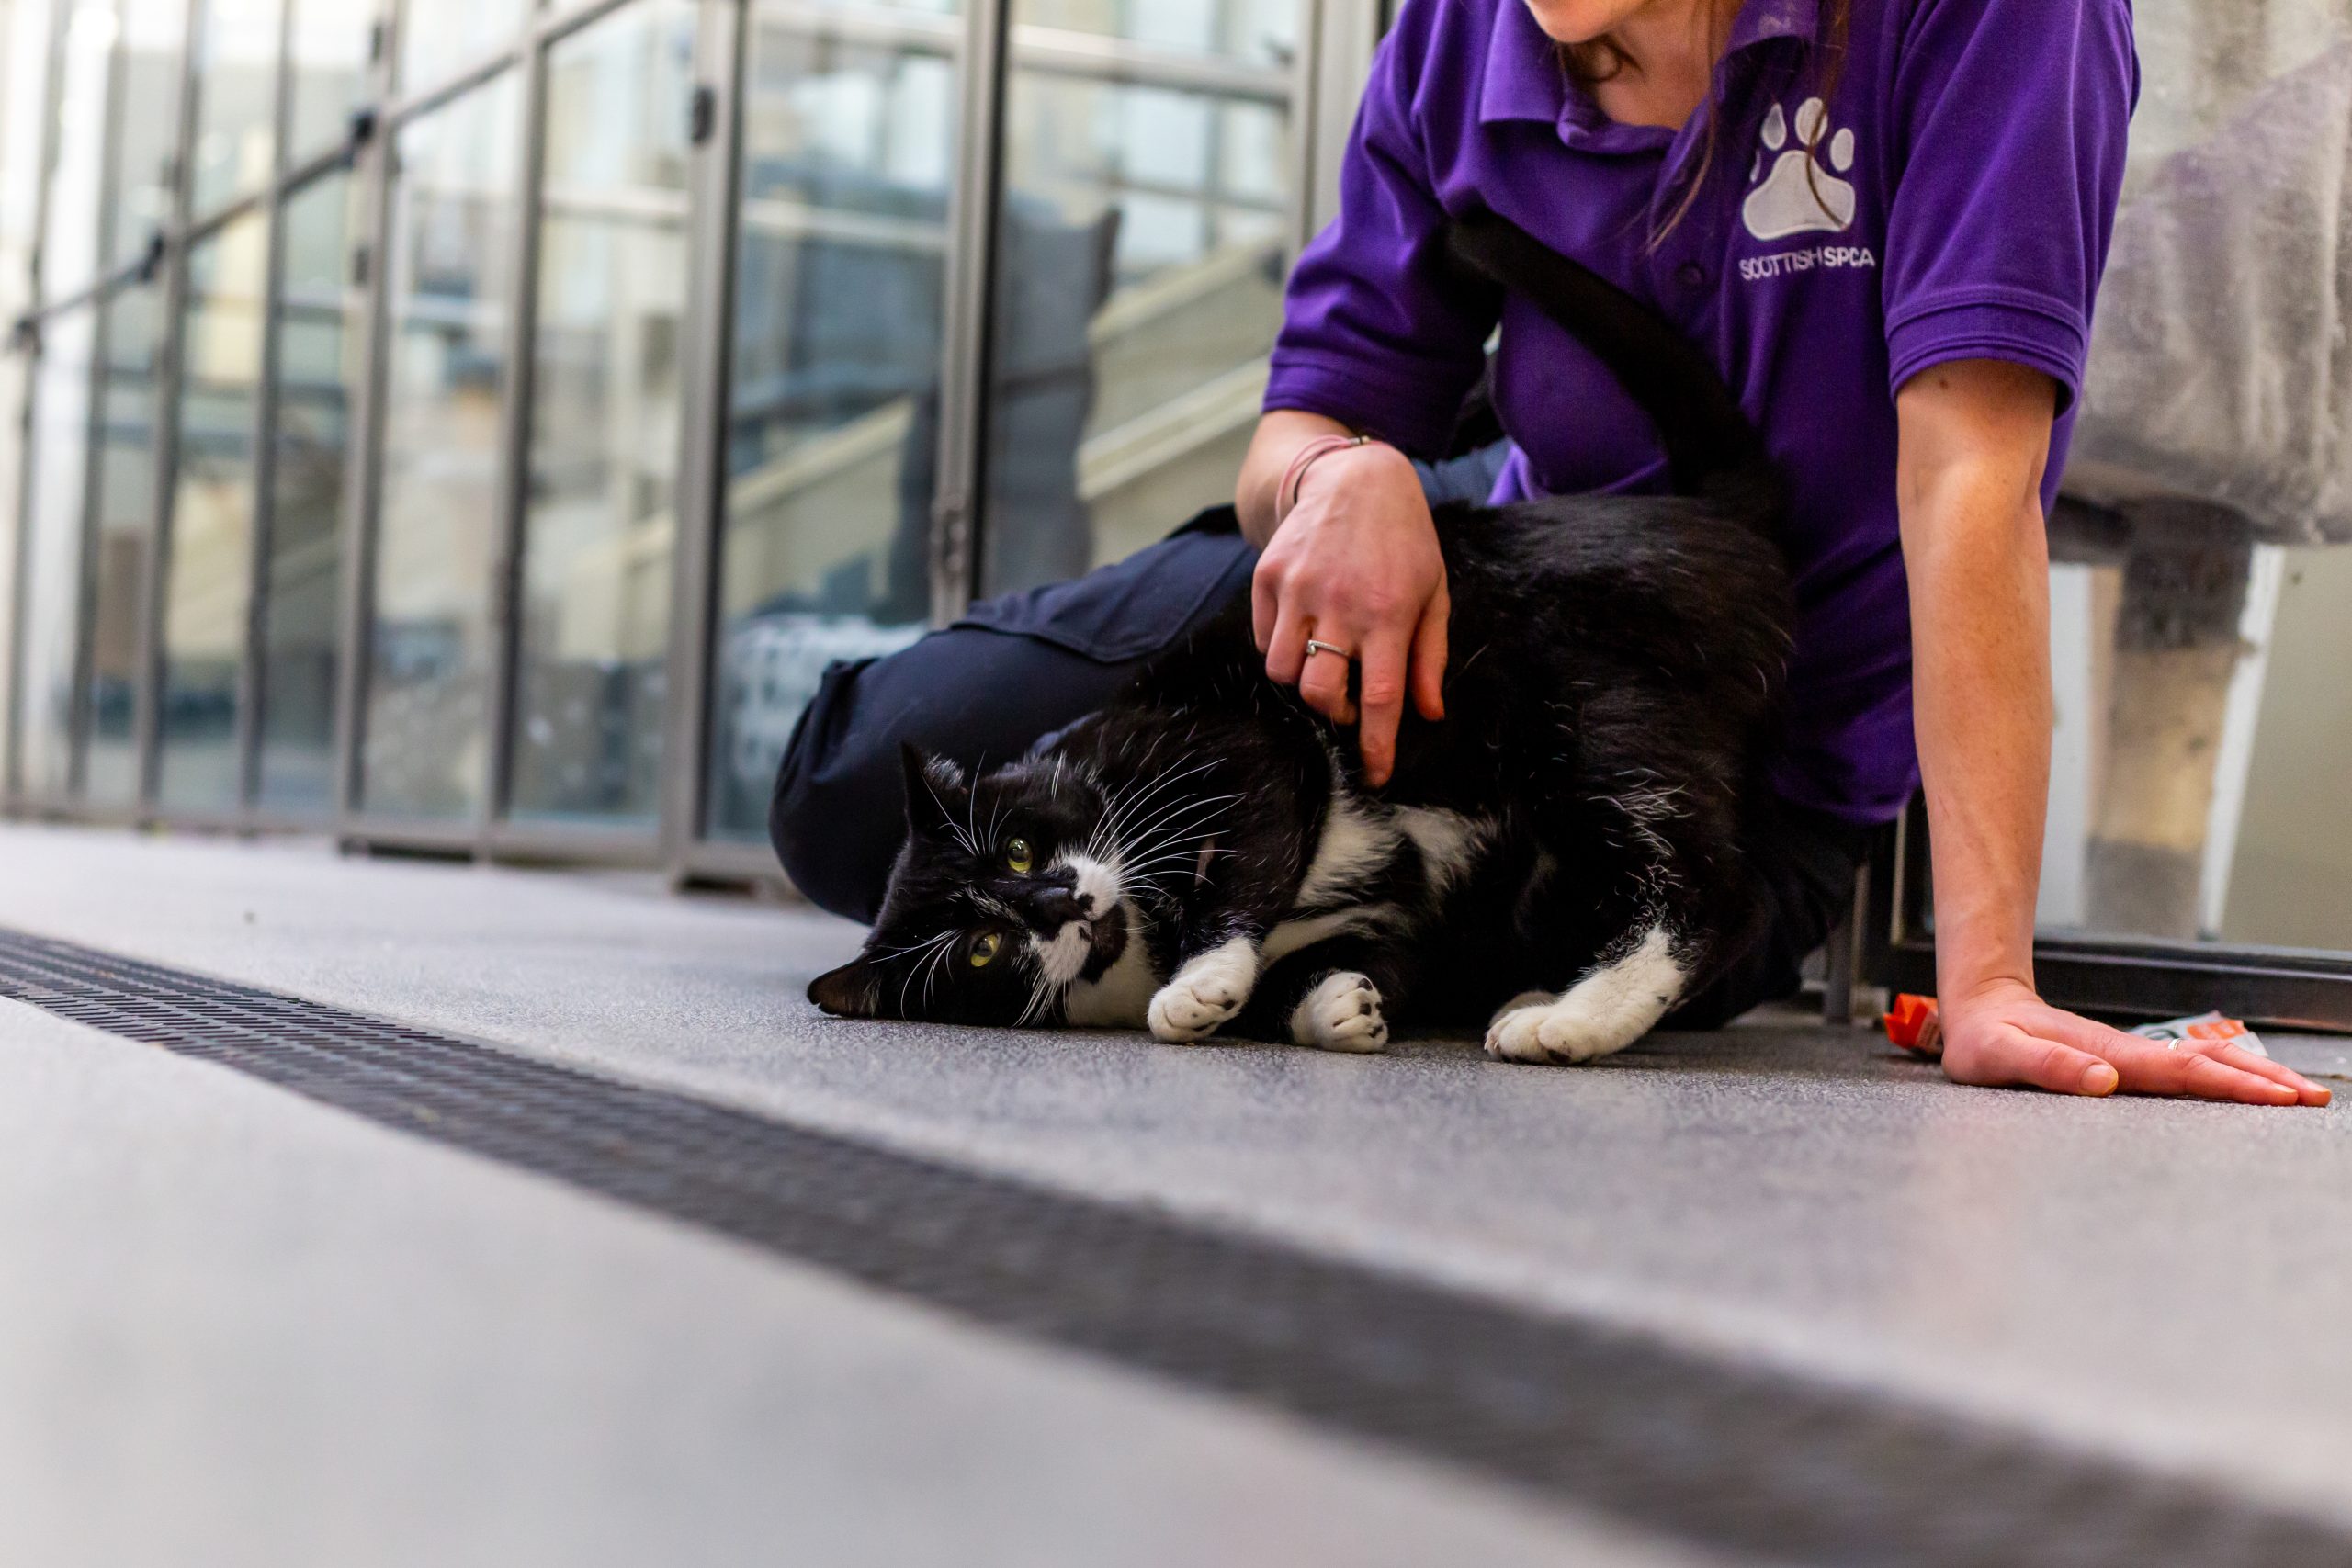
top-left (1677, 261), bottom-right (1708, 288)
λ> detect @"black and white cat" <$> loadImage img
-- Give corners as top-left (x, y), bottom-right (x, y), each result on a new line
top-left (811, 214), bottom-right (1796, 1065)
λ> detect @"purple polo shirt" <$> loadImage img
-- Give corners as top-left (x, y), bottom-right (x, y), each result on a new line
top-left (1264, 0), bottom-right (2136, 823)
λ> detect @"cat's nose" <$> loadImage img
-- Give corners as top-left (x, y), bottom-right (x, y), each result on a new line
top-left (1032, 887), bottom-right (1088, 927)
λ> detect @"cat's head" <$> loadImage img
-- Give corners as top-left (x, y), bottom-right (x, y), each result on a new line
top-left (809, 745), bottom-right (1134, 1024)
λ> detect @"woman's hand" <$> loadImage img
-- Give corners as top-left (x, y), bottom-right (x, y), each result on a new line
top-left (1243, 431), bottom-right (1448, 787)
top-left (1937, 979), bottom-right (2331, 1105)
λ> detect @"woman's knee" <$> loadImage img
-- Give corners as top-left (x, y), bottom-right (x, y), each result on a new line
top-left (770, 656), bottom-right (904, 923)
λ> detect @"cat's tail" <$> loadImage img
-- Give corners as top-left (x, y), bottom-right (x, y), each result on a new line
top-left (1445, 211), bottom-right (1774, 503)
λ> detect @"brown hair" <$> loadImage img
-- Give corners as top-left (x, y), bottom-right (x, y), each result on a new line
top-left (1562, 0), bottom-right (1852, 247)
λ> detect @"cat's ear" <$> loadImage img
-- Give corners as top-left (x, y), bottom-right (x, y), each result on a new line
top-left (899, 743), bottom-right (968, 840)
top-left (809, 958), bottom-right (882, 1018)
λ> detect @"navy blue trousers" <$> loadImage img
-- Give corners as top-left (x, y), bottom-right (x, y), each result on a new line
top-left (770, 489), bottom-right (1868, 1029)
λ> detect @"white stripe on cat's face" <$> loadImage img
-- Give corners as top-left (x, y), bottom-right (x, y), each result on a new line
top-left (1026, 852), bottom-right (1124, 987)
top-left (1060, 853), bottom-right (1121, 918)
top-left (1029, 920), bottom-right (1092, 987)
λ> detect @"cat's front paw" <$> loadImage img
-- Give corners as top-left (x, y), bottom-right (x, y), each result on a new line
top-left (1147, 939), bottom-right (1258, 1043)
top-left (1290, 972), bottom-right (1388, 1054)
top-left (1485, 993), bottom-right (1623, 1065)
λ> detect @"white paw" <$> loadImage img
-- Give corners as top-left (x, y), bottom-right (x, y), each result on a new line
top-left (1148, 937), bottom-right (1258, 1043)
top-left (1483, 928), bottom-right (1685, 1066)
top-left (1290, 972), bottom-right (1388, 1054)
top-left (1485, 995), bottom-right (1635, 1065)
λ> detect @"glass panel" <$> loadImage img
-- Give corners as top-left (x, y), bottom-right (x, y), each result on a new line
top-left (1016, 0), bottom-right (1294, 63)
top-left (189, 0), bottom-right (282, 214)
top-left (2031, 2), bottom-right (2352, 958)
top-left (396, 0), bottom-right (526, 96)
top-left (16, 310), bottom-right (97, 799)
top-left (288, 0), bottom-right (377, 159)
top-left (360, 73), bottom-right (522, 819)
top-left (981, 0), bottom-right (1298, 595)
top-left (257, 170), bottom-right (363, 813)
top-left (2039, 539), bottom-right (2352, 954)
top-left (108, 0), bottom-right (190, 273)
top-left (701, 0), bottom-right (958, 841)
top-left (156, 213), bottom-right (268, 810)
top-left (80, 279), bottom-right (164, 806)
top-left (40, 0), bottom-right (117, 298)
top-left (510, 0), bottom-right (696, 826)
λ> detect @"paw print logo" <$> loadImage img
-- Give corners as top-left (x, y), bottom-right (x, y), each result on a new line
top-left (1742, 97), bottom-right (1857, 243)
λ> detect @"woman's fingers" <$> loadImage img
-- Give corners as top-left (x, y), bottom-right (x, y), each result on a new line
top-left (2037, 1009), bottom-right (2317, 1105)
top-left (2114, 1039), bottom-right (2301, 1105)
top-left (1262, 595), bottom-right (1311, 687)
top-left (1356, 630), bottom-right (1412, 787)
top-left (1410, 577), bottom-right (1449, 723)
top-left (1298, 639), bottom-right (1356, 726)
top-left (1251, 558), bottom-right (1282, 655)
top-left (1948, 1027), bottom-right (2116, 1095)
top-left (2204, 1043), bottom-right (2332, 1105)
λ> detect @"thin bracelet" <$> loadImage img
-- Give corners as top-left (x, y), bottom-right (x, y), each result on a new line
top-left (1276, 434), bottom-right (1378, 524)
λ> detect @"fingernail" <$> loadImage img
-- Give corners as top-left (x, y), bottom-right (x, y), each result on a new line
top-left (2082, 1064), bottom-right (2119, 1095)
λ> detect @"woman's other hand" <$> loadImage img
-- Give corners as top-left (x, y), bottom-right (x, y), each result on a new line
top-left (1937, 979), bottom-right (2332, 1106)
top-left (1238, 412), bottom-right (1448, 787)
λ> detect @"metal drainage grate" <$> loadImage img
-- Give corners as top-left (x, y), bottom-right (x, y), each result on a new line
top-left (1, 924), bottom-right (2345, 1568)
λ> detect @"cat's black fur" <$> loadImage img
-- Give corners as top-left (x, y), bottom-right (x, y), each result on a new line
top-left (811, 214), bottom-right (1797, 1062)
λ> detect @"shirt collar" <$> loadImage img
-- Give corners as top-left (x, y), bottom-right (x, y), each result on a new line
top-left (1478, 0), bottom-right (1822, 130)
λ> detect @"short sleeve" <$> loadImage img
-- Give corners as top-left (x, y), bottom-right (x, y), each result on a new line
top-left (1880, 0), bottom-right (2137, 413)
top-left (1263, 10), bottom-right (1500, 457)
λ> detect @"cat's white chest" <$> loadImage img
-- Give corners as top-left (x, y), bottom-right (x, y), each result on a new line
top-left (1062, 902), bottom-right (1159, 1028)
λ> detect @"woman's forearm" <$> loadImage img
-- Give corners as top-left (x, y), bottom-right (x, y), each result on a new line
top-left (1895, 361), bottom-right (2058, 1004)
top-left (1237, 410), bottom-right (1358, 547)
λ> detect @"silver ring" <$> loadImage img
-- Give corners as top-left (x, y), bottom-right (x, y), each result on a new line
top-left (1304, 638), bottom-right (1353, 662)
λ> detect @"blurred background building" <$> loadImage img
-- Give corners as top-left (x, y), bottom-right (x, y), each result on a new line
top-left (0, 0), bottom-right (1381, 879)
top-left (0, 0), bottom-right (2347, 1006)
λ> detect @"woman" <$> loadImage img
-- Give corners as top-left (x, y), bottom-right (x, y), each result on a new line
top-left (774, 0), bottom-right (2329, 1107)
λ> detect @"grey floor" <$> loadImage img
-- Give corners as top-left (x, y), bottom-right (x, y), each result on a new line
top-left (1, 821), bottom-right (2346, 1565)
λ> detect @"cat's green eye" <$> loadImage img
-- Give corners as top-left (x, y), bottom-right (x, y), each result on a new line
top-left (968, 931), bottom-right (1004, 968)
top-left (1004, 837), bottom-right (1035, 874)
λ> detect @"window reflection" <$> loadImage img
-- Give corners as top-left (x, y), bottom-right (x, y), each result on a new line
top-left (257, 171), bottom-right (363, 813)
top-left (189, 0), bottom-right (281, 214)
top-left (703, 1), bottom-right (958, 840)
top-left (40, 0), bottom-right (117, 299)
top-left (511, 0), bottom-right (697, 826)
top-left (108, 0), bottom-right (190, 273)
top-left (81, 281), bottom-right (164, 807)
top-left (16, 310), bottom-right (97, 800)
top-left (981, 0), bottom-right (1296, 595)
top-left (397, 0), bottom-right (526, 95)
top-left (157, 214), bottom-right (268, 811)
top-left (361, 76), bottom-right (522, 819)
top-left (288, 0), bottom-right (377, 160)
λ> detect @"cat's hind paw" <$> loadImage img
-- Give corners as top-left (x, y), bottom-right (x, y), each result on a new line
top-left (1484, 928), bottom-right (1685, 1066)
top-left (1289, 972), bottom-right (1388, 1054)
top-left (1148, 938), bottom-right (1258, 1043)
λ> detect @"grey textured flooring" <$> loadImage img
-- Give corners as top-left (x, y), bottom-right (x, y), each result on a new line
top-left (1, 822), bottom-right (2348, 1553)
top-left (0, 947), bottom-right (1707, 1568)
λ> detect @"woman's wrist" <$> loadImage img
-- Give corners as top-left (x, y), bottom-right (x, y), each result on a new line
top-left (1276, 434), bottom-right (1376, 524)
top-left (1283, 439), bottom-right (1417, 525)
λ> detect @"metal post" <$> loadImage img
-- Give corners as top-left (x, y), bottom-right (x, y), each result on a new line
top-left (479, 15), bottom-right (552, 849)
top-left (2, 0), bottom-right (75, 802)
top-left (330, 1), bottom-right (400, 821)
top-left (658, 0), bottom-right (746, 876)
top-left (928, 0), bottom-right (1012, 625)
top-left (130, 0), bottom-right (209, 812)
top-left (231, 0), bottom-right (299, 815)
top-left (62, 0), bottom-right (148, 804)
